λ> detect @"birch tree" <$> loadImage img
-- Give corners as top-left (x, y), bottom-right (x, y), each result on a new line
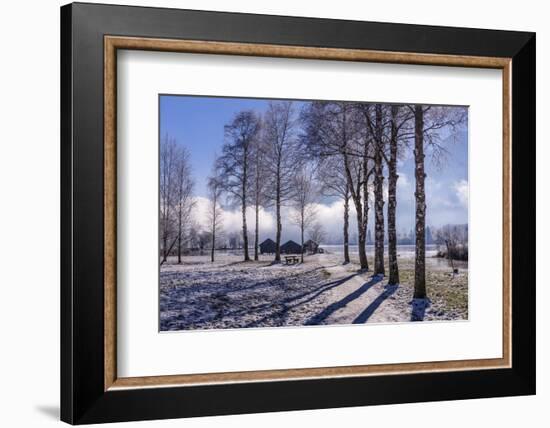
top-left (308, 222), bottom-right (326, 247)
top-left (300, 101), bottom-right (372, 269)
top-left (207, 170), bottom-right (223, 263)
top-left (316, 156), bottom-right (351, 264)
top-left (263, 101), bottom-right (299, 263)
top-left (160, 134), bottom-right (176, 263)
top-left (290, 166), bottom-right (318, 263)
top-left (250, 127), bottom-right (268, 261)
top-left (217, 110), bottom-right (261, 261)
top-left (372, 104), bottom-right (387, 276)
top-left (159, 134), bottom-right (188, 264)
top-left (411, 105), bottom-right (466, 298)
top-left (174, 145), bottom-right (194, 264)
top-left (386, 105), bottom-right (413, 285)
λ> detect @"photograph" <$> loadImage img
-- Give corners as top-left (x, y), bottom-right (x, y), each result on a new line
top-left (158, 95), bottom-right (469, 331)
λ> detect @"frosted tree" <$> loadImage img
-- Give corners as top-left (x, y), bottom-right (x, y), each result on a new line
top-left (290, 166), bottom-right (318, 263)
top-left (308, 222), bottom-right (326, 248)
top-left (207, 169), bottom-right (223, 263)
top-left (435, 224), bottom-right (468, 262)
top-left (263, 101), bottom-right (300, 263)
top-left (372, 104), bottom-right (386, 276)
top-left (316, 155), bottom-right (351, 263)
top-left (217, 110), bottom-right (261, 261)
top-left (250, 126), bottom-right (268, 261)
top-left (173, 145), bottom-right (194, 264)
top-left (301, 101), bottom-right (372, 270)
top-left (386, 105), bottom-right (413, 285)
top-left (359, 103), bottom-right (387, 276)
top-left (160, 134), bottom-right (177, 264)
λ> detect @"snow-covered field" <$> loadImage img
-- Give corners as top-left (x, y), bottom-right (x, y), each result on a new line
top-left (160, 251), bottom-right (468, 331)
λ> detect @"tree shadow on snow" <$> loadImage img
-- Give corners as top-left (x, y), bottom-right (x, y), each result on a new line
top-left (305, 276), bottom-right (383, 325)
top-left (243, 273), bottom-right (360, 328)
top-left (352, 284), bottom-right (399, 324)
top-left (410, 298), bottom-right (431, 321)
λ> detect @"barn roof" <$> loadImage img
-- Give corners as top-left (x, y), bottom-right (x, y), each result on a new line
top-left (281, 240), bottom-right (301, 248)
top-left (260, 238), bottom-right (275, 246)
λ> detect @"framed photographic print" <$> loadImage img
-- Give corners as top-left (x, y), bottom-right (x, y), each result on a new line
top-left (61, 2), bottom-right (536, 424)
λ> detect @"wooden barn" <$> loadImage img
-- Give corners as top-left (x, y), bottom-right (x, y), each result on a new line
top-left (259, 238), bottom-right (276, 254)
top-left (280, 240), bottom-right (302, 254)
top-left (302, 239), bottom-right (319, 254)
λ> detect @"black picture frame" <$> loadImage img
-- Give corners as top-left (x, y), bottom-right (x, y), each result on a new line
top-left (61, 2), bottom-right (535, 424)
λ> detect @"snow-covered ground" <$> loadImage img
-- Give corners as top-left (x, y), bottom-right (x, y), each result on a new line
top-left (160, 251), bottom-right (468, 331)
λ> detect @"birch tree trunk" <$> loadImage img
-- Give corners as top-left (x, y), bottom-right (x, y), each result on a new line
top-left (300, 213), bottom-right (305, 263)
top-left (361, 139), bottom-right (370, 272)
top-left (387, 105), bottom-right (400, 285)
top-left (210, 219), bottom-right (216, 263)
top-left (373, 104), bottom-right (385, 276)
top-left (177, 210), bottom-right (182, 264)
top-left (253, 163), bottom-right (259, 262)
top-left (414, 105), bottom-right (427, 298)
top-left (210, 237), bottom-right (215, 262)
top-left (343, 184), bottom-right (351, 264)
top-left (241, 199), bottom-right (250, 261)
top-left (275, 171), bottom-right (282, 262)
top-left (346, 107), bottom-right (368, 271)
top-left (355, 204), bottom-right (368, 270)
top-left (348, 173), bottom-right (368, 270)
top-left (254, 204), bottom-right (259, 261)
top-left (210, 185), bottom-right (216, 263)
top-left (241, 144), bottom-right (250, 261)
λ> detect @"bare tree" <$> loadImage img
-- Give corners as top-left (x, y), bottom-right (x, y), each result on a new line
top-left (290, 166), bottom-right (318, 263)
top-left (435, 224), bottom-right (468, 264)
top-left (386, 105), bottom-right (413, 285)
top-left (174, 145), bottom-right (194, 264)
top-left (160, 134), bottom-right (177, 264)
top-left (301, 101), bottom-right (372, 270)
top-left (217, 110), bottom-right (261, 261)
top-left (250, 127), bottom-right (268, 261)
top-left (308, 222), bottom-right (326, 247)
top-left (316, 156), bottom-right (351, 263)
top-left (263, 101), bottom-right (299, 263)
top-left (207, 169), bottom-right (223, 263)
top-left (371, 104), bottom-right (387, 276)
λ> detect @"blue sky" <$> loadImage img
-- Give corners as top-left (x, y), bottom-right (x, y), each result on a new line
top-left (160, 95), bottom-right (468, 242)
top-left (160, 95), bottom-right (270, 196)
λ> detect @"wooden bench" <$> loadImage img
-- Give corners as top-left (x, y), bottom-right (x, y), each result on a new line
top-left (284, 256), bottom-right (300, 265)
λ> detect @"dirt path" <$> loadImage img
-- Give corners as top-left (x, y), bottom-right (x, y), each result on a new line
top-left (312, 254), bottom-right (410, 324)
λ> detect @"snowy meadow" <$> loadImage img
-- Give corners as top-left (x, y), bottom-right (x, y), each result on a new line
top-left (160, 249), bottom-right (468, 331)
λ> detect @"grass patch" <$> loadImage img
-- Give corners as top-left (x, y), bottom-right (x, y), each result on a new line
top-left (426, 271), bottom-right (468, 317)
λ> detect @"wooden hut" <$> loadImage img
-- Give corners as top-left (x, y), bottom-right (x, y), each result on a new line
top-left (280, 240), bottom-right (302, 254)
top-left (259, 238), bottom-right (276, 254)
top-left (302, 239), bottom-right (319, 254)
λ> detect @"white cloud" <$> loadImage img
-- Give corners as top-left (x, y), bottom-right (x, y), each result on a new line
top-left (454, 179), bottom-right (469, 207)
top-left (397, 171), bottom-right (409, 188)
top-left (193, 196), bottom-right (275, 236)
top-left (426, 176), bottom-right (443, 191)
top-left (191, 196), bottom-right (356, 244)
top-left (189, 176), bottom-right (468, 244)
